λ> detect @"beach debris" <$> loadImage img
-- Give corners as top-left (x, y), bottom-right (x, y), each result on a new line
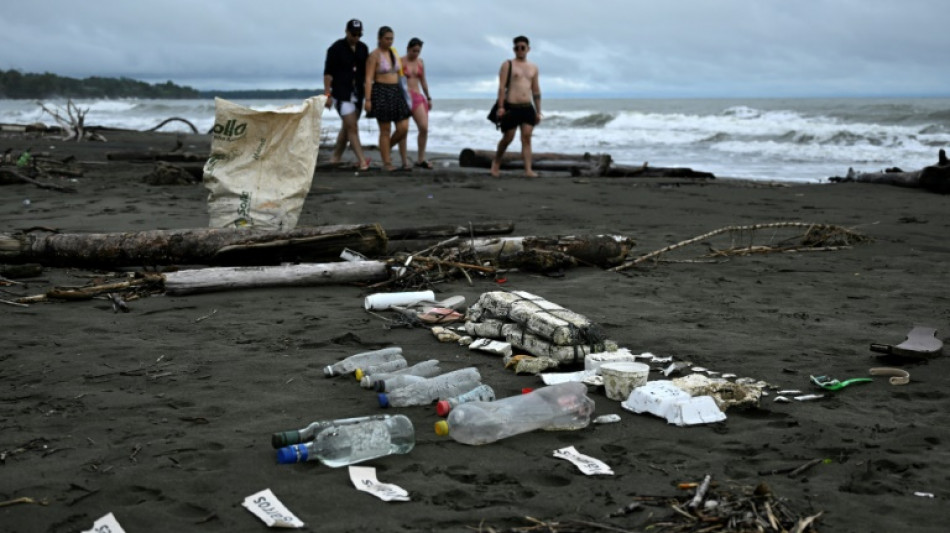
top-left (106, 292), bottom-right (130, 313)
top-left (828, 149), bottom-right (950, 194)
top-left (465, 290), bottom-right (617, 368)
top-left (469, 338), bottom-right (512, 356)
top-left (610, 221), bottom-right (870, 271)
top-left (553, 446), bottom-right (613, 475)
top-left (793, 394), bottom-right (825, 402)
top-left (80, 512), bottom-right (127, 533)
top-left (809, 374), bottom-right (873, 391)
top-left (504, 481), bottom-right (822, 532)
top-left (504, 354), bottom-right (560, 375)
top-left (584, 348), bottom-right (637, 372)
top-left (348, 466), bottom-right (410, 502)
top-left (431, 326), bottom-right (463, 343)
top-left (870, 325), bottom-right (943, 359)
top-left (672, 374), bottom-right (763, 410)
top-left (242, 488), bottom-right (305, 528)
top-left (622, 380), bottom-right (727, 426)
top-left (869, 367), bottom-right (910, 385)
top-left (592, 414), bottom-right (621, 424)
top-left (37, 99), bottom-right (106, 142)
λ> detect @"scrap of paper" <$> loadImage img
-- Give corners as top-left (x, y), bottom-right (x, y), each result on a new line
top-left (553, 446), bottom-right (614, 475)
top-left (349, 465), bottom-right (410, 501)
top-left (82, 512), bottom-right (127, 533)
top-left (242, 488), bottom-right (304, 528)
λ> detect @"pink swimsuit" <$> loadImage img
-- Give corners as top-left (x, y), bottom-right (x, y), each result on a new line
top-left (404, 62), bottom-right (429, 112)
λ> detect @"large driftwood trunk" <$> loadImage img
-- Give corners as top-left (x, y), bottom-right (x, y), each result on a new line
top-left (0, 224), bottom-right (387, 268)
top-left (832, 149), bottom-right (950, 194)
top-left (459, 148), bottom-right (612, 174)
top-left (458, 234), bottom-right (634, 269)
top-left (163, 261), bottom-right (389, 295)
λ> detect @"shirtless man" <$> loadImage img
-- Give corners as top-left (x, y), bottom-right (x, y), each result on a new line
top-left (490, 35), bottom-right (542, 178)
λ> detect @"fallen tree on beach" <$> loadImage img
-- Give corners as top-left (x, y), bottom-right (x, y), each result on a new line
top-left (459, 148), bottom-right (715, 179)
top-left (828, 149), bottom-right (950, 194)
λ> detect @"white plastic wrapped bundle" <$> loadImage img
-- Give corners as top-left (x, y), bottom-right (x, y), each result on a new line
top-left (502, 323), bottom-right (618, 363)
top-left (472, 291), bottom-right (603, 346)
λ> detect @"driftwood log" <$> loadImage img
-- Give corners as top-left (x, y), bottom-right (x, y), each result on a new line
top-left (593, 162), bottom-right (715, 179)
top-left (36, 100), bottom-right (107, 142)
top-left (105, 151), bottom-right (208, 163)
top-left (459, 148), bottom-right (612, 175)
top-left (460, 234), bottom-right (634, 269)
top-left (163, 261), bottom-right (390, 295)
top-left (829, 149), bottom-right (950, 194)
top-left (0, 224), bottom-right (387, 268)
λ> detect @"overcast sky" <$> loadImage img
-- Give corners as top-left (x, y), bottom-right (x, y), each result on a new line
top-left (2, 0), bottom-right (947, 98)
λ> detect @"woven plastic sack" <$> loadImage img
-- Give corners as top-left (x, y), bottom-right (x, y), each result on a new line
top-left (203, 96), bottom-right (325, 230)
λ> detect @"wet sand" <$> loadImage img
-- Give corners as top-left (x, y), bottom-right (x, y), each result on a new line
top-left (1, 130), bottom-right (948, 532)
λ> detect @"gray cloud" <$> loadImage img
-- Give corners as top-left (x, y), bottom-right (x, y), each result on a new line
top-left (1, 0), bottom-right (947, 97)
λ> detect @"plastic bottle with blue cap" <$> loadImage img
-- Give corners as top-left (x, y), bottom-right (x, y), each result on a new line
top-left (377, 367), bottom-right (481, 408)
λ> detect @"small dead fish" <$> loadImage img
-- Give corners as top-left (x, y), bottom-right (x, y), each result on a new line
top-left (107, 293), bottom-right (130, 313)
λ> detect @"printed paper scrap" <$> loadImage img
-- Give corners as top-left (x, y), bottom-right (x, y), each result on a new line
top-left (349, 465), bottom-right (411, 501)
top-left (242, 488), bottom-right (305, 528)
top-left (554, 445), bottom-right (614, 475)
top-left (82, 512), bottom-right (127, 533)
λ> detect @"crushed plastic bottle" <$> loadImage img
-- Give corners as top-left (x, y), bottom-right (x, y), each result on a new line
top-left (275, 414), bottom-right (414, 467)
top-left (377, 367), bottom-right (481, 408)
top-left (323, 347), bottom-right (403, 377)
top-left (436, 383), bottom-right (496, 416)
top-left (374, 373), bottom-right (429, 393)
top-left (434, 382), bottom-right (595, 445)
top-left (358, 359), bottom-right (442, 388)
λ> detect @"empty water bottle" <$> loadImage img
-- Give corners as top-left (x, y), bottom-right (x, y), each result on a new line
top-left (359, 359), bottom-right (442, 389)
top-left (434, 382), bottom-right (595, 445)
top-left (377, 367), bottom-right (481, 408)
top-left (275, 414), bottom-right (414, 467)
top-left (436, 383), bottom-right (496, 417)
top-left (353, 357), bottom-right (408, 381)
top-left (374, 373), bottom-right (428, 392)
top-left (323, 347), bottom-right (403, 377)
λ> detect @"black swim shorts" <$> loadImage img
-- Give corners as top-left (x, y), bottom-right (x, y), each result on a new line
top-left (500, 102), bottom-right (538, 131)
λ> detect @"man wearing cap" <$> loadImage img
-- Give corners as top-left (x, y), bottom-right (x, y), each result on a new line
top-left (324, 19), bottom-right (370, 170)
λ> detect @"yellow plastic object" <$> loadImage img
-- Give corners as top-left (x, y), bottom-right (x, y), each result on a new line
top-left (434, 420), bottom-right (450, 436)
top-left (354, 368), bottom-right (366, 381)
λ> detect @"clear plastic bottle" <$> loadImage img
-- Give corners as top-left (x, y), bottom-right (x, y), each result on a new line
top-left (271, 414), bottom-right (393, 448)
top-left (323, 347), bottom-right (403, 377)
top-left (358, 359), bottom-right (442, 388)
top-left (435, 383), bottom-right (496, 416)
top-left (353, 357), bottom-right (408, 381)
top-left (275, 414), bottom-right (414, 467)
top-left (374, 373), bottom-right (428, 393)
top-left (377, 367), bottom-right (482, 408)
top-left (433, 382), bottom-right (595, 445)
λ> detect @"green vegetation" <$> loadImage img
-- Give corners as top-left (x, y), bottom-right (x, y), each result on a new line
top-left (0, 69), bottom-right (323, 100)
top-left (0, 69), bottom-right (201, 99)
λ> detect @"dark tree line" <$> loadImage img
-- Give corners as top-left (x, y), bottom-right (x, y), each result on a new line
top-left (0, 69), bottom-right (201, 99)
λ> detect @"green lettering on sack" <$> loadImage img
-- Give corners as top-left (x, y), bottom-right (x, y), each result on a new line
top-left (252, 137), bottom-right (266, 160)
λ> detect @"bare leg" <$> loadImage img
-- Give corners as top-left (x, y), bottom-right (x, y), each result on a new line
top-left (378, 121), bottom-right (393, 169)
top-left (412, 105), bottom-right (429, 164)
top-left (330, 124), bottom-right (347, 164)
top-left (491, 128), bottom-right (516, 177)
top-left (520, 123), bottom-right (537, 177)
top-left (392, 119), bottom-right (410, 168)
top-left (398, 132), bottom-right (409, 169)
top-left (341, 111), bottom-right (367, 167)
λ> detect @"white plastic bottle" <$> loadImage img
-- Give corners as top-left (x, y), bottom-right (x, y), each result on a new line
top-left (435, 383), bottom-right (496, 416)
top-left (434, 382), bottom-right (595, 445)
top-left (275, 414), bottom-right (414, 467)
top-left (323, 347), bottom-right (403, 377)
top-left (358, 359), bottom-right (442, 389)
top-left (377, 367), bottom-right (482, 408)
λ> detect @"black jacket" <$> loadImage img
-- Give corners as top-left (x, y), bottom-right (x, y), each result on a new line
top-left (324, 38), bottom-right (369, 102)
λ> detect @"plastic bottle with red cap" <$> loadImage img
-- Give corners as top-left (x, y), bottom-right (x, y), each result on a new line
top-left (436, 383), bottom-right (496, 416)
top-left (434, 382), bottom-right (595, 445)
top-left (274, 414), bottom-right (414, 467)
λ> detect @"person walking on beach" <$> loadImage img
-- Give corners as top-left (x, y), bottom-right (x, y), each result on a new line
top-left (398, 37), bottom-right (433, 169)
top-left (365, 26), bottom-right (412, 171)
top-left (490, 35), bottom-right (542, 178)
top-left (324, 19), bottom-right (370, 170)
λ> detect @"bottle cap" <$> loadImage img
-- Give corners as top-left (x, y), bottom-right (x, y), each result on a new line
top-left (360, 376), bottom-right (372, 388)
top-left (377, 393), bottom-right (390, 408)
top-left (276, 444), bottom-right (308, 464)
top-left (435, 400), bottom-right (451, 417)
top-left (323, 366), bottom-right (335, 377)
top-left (354, 368), bottom-right (366, 381)
top-left (434, 420), bottom-right (450, 436)
top-left (373, 380), bottom-right (386, 392)
top-left (271, 430), bottom-right (301, 449)
top-left (521, 387), bottom-right (534, 394)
